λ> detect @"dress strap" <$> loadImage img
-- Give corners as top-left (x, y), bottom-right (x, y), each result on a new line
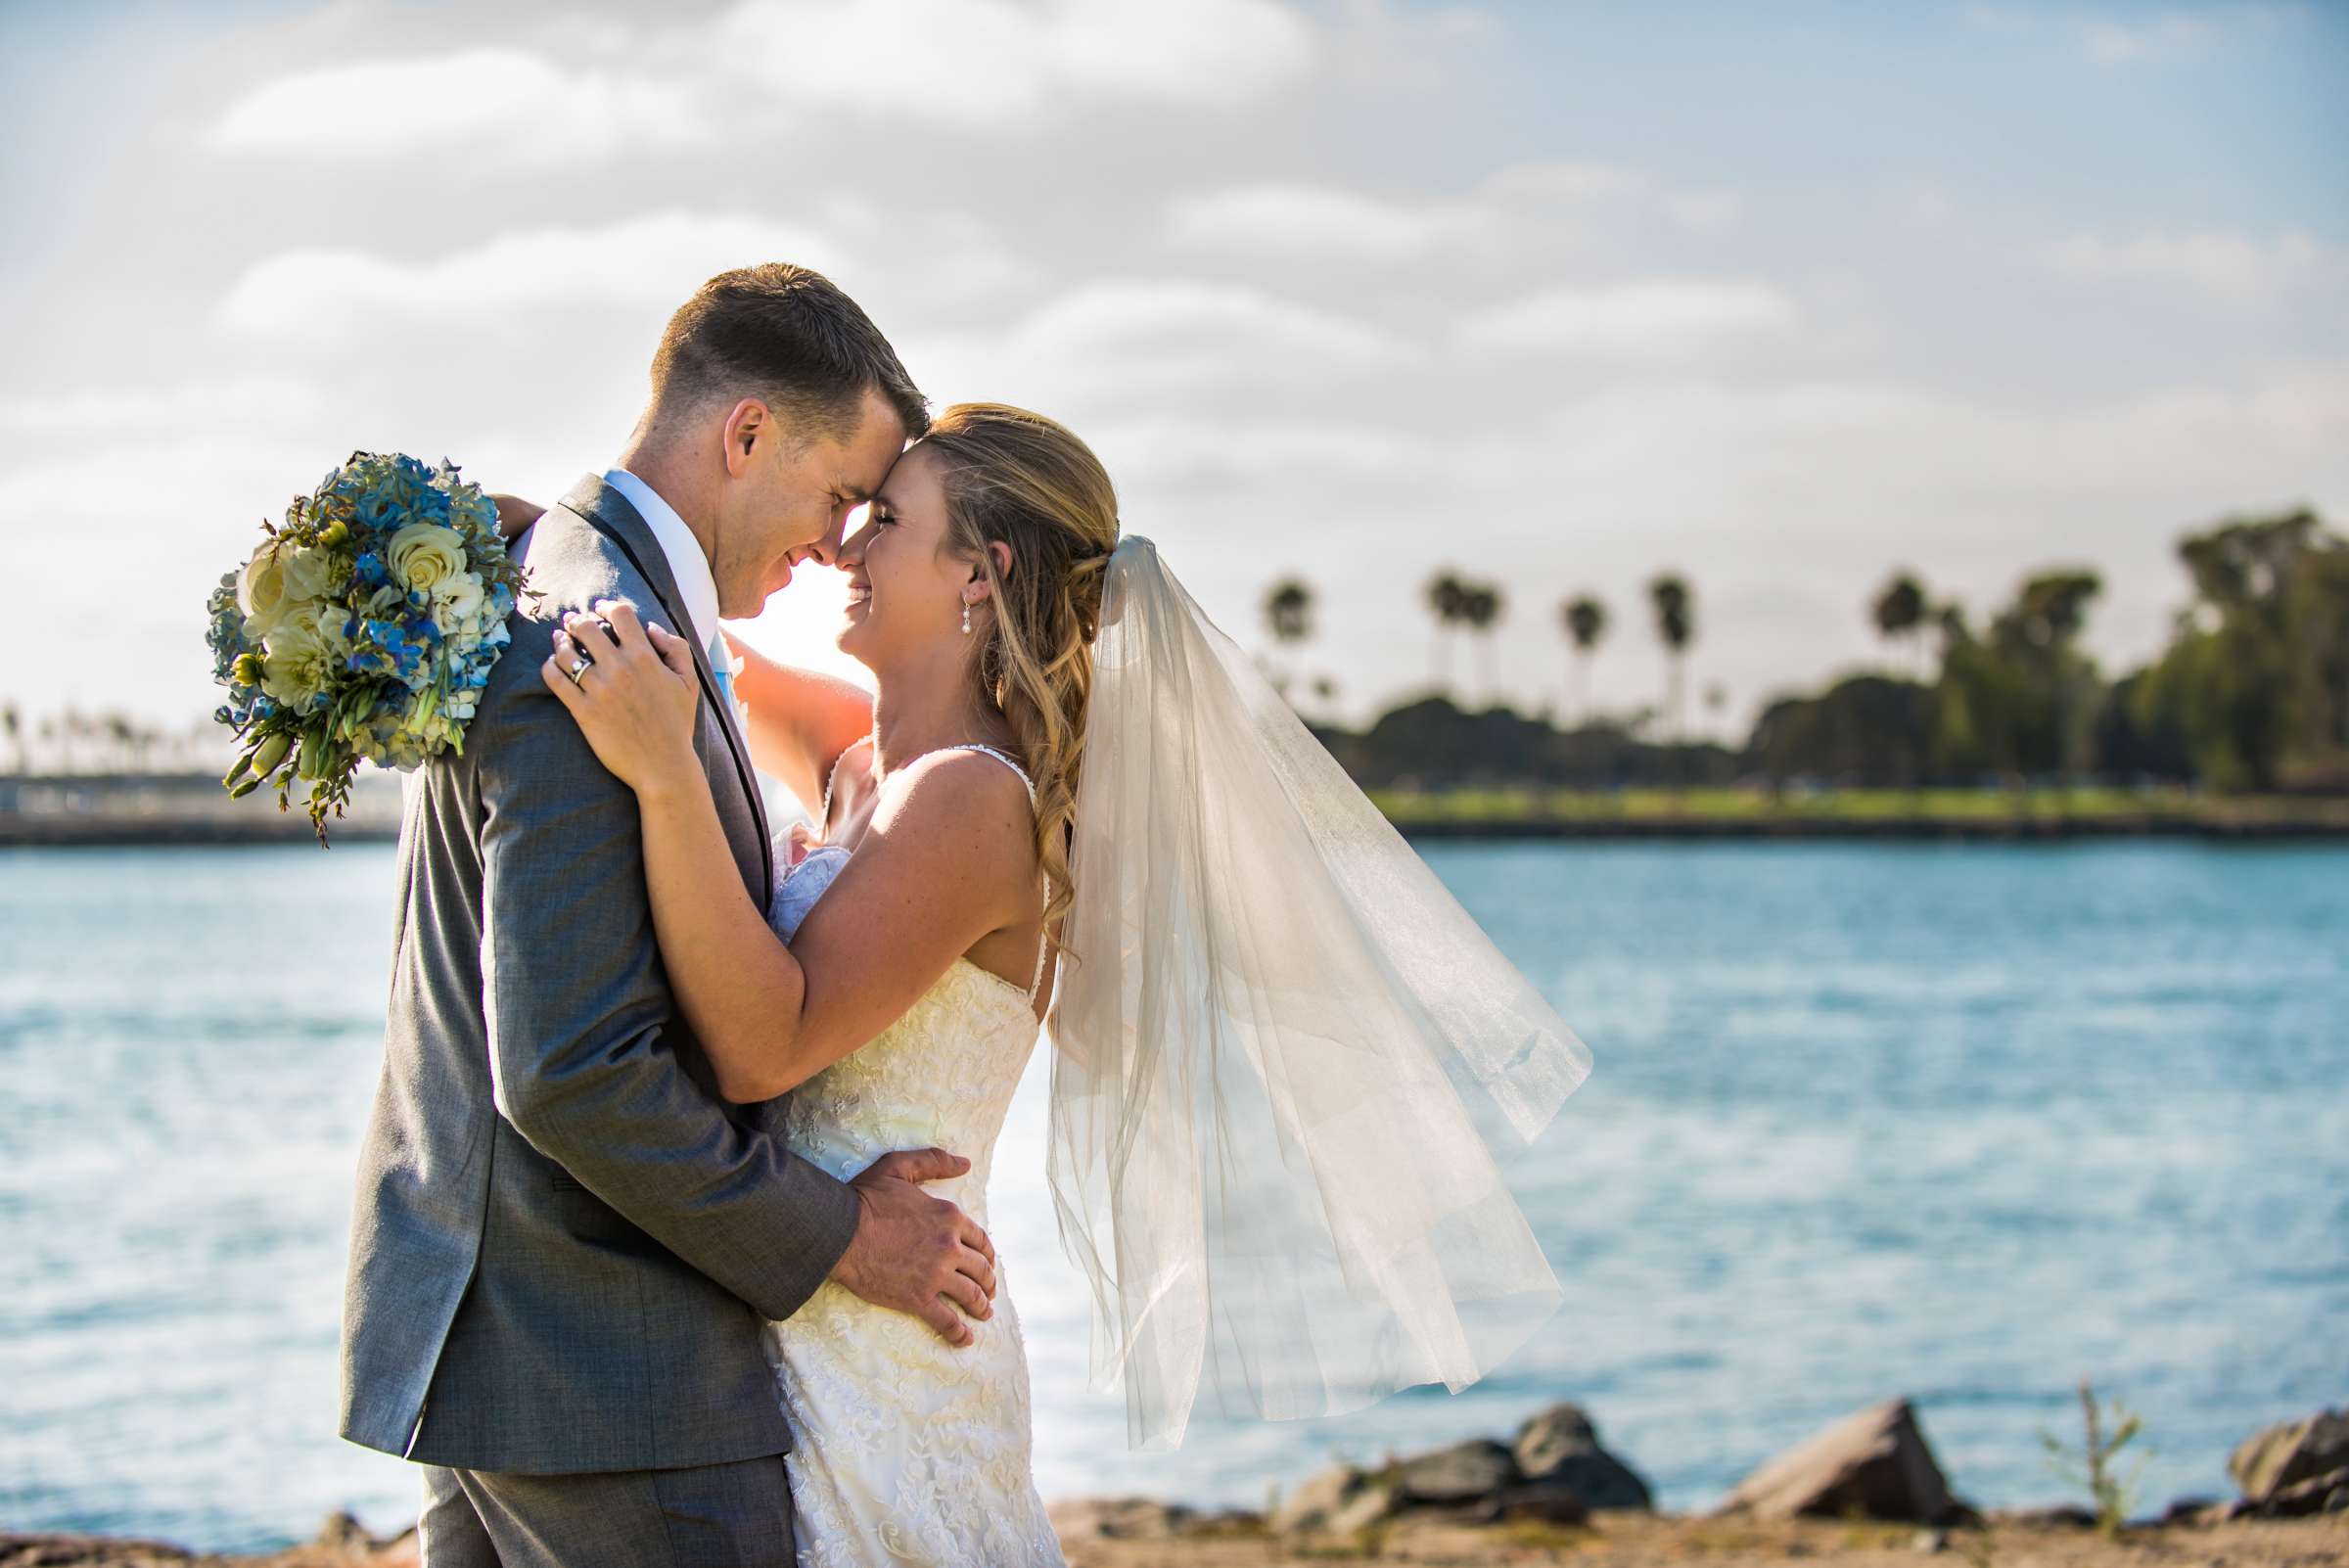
top-left (941, 742), bottom-right (1036, 802)
top-left (940, 744), bottom-right (1051, 1003)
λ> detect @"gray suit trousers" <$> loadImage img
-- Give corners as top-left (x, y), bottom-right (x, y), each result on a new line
top-left (419, 1456), bottom-right (795, 1568)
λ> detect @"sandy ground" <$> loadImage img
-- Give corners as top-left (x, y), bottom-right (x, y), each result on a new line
top-left (1057, 1511), bottom-right (2349, 1568)
top-left (6, 1509), bottom-right (2344, 1568)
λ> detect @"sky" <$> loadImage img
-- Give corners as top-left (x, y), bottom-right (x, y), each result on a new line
top-left (2, 0), bottom-right (2343, 757)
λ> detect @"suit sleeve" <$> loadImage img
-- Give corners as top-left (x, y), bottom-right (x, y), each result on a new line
top-left (475, 638), bottom-right (859, 1320)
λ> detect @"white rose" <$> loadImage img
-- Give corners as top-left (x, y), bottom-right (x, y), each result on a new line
top-left (236, 545), bottom-right (292, 634)
top-left (311, 601), bottom-right (353, 654)
top-left (280, 544), bottom-right (335, 603)
top-left (387, 523), bottom-right (465, 595)
top-left (260, 619), bottom-right (335, 708)
top-left (434, 573), bottom-right (484, 630)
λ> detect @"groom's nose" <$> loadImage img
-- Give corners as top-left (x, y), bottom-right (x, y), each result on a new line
top-left (803, 511), bottom-right (851, 567)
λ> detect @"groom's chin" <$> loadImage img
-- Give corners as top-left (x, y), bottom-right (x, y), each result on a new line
top-left (751, 558), bottom-right (795, 604)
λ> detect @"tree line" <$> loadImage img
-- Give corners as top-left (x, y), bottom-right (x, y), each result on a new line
top-left (1265, 507), bottom-right (2349, 794)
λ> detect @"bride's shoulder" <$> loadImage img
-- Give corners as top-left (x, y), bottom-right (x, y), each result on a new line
top-left (870, 748), bottom-right (1036, 853)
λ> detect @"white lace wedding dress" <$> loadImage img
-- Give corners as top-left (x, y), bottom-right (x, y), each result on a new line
top-left (759, 743), bottom-right (1066, 1568)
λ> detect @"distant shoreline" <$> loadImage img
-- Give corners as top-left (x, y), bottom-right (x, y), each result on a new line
top-left (8, 775), bottom-right (2349, 848)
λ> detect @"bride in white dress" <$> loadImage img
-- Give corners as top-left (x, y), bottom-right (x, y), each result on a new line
top-left (544, 402), bottom-right (1591, 1566)
top-left (760, 738), bottom-right (1063, 1565)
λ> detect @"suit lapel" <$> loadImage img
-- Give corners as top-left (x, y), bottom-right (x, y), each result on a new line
top-left (555, 475), bottom-right (775, 899)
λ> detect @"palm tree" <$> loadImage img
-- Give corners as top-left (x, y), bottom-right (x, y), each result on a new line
top-left (1872, 571), bottom-right (1929, 679)
top-left (2015, 570), bottom-right (2103, 785)
top-left (2, 703), bottom-right (20, 775)
top-left (1459, 581), bottom-right (1504, 706)
top-left (1424, 571), bottom-right (1471, 695)
top-left (1560, 594), bottom-right (1608, 727)
top-left (1262, 576), bottom-right (1315, 707)
top-left (1648, 573), bottom-right (1696, 747)
top-left (1264, 578), bottom-right (1313, 645)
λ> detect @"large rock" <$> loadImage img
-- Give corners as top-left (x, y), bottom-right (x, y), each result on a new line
top-left (1325, 1484), bottom-right (1404, 1535)
top-left (1710, 1397), bottom-right (1964, 1524)
top-left (1513, 1402), bottom-right (1654, 1511)
top-left (2265, 1468), bottom-right (2349, 1518)
top-left (1270, 1463), bottom-right (1365, 1533)
top-left (1046, 1497), bottom-right (1192, 1540)
top-left (0, 1518), bottom-right (418, 1567)
top-left (1390, 1438), bottom-right (1519, 1503)
top-left (2230, 1408), bottom-right (2349, 1509)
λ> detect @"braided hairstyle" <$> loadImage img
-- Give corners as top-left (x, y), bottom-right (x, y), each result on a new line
top-left (917, 403), bottom-right (1118, 933)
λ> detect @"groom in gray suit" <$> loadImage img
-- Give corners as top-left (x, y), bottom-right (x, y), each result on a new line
top-left (342, 264), bottom-right (997, 1566)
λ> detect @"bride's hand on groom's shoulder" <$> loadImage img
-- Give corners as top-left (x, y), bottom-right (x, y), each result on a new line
top-left (542, 599), bottom-right (702, 797)
top-left (834, 1147), bottom-right (997, 1349)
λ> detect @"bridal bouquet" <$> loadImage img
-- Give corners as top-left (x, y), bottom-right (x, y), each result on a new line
top-left (206, 451), bottom-right (527, 840)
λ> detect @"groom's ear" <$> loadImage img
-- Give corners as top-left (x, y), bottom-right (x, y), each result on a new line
top-left (719, 397), bottom-right (769, 476)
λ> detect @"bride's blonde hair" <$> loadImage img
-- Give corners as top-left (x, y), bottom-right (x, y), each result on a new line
top-left (919, 403), bottom-right (1118, 931)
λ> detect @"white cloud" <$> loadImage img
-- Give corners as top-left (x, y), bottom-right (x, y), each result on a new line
top-left (1166, 184), bottom-right (1474, 262)
top-left (986, 280), bottom-right (1409, 401)
top-left (1163, 161), bottom-right (1732, 269)
top-left (1460, 160), bottom-right (1638, 205)
top-left (209, 48), bottom-right (716, 168)
top-left (215, 213), bottom-right (847, 341)
top-left (206, 2), bottom-right (1318, 168)
top-left (0, 376), bottom-right (323, 437)
top-left (1659, 188), bottom-right (1746, 234)
top-left (1082, 415), bottom-right (1449, 490)
top-left (2038, 227), bottom-right (2339, 304)
top-left (1457, 278), bottom-right (1801, 360)
top-left (712, 0), bottom-right (1315, 126)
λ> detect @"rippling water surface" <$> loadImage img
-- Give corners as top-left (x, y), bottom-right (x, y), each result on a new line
top-left (3, 841), bottom-right (2342, 1550)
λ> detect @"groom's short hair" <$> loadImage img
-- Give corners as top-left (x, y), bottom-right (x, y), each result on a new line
top-left (650, 263), bottom-right (929, 443)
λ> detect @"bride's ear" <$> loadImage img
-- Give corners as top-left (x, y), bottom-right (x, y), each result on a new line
top-left (964, 540), bottom-right (1013, 600)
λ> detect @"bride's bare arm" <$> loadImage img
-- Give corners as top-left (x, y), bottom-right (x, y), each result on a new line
top-left (489, 494), bottom-right (545, 536)
top-left (542, 601), bottom-right (1035, 1104)
top-left (723, 634), bottom-right (872, 815)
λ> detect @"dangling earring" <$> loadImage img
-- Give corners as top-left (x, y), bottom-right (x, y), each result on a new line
top-left (961, 601), bottom-right (972, 635)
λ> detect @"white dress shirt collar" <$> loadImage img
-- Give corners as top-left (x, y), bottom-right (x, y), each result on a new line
top-left (604, 467), bottom-right (720, 646)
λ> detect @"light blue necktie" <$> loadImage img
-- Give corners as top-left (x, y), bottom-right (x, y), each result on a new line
top-left (707, 631), bottom-right (735, 717)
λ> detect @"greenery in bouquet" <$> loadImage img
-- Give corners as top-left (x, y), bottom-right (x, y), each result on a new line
top-left (207, 451), bottom-right (528, 841)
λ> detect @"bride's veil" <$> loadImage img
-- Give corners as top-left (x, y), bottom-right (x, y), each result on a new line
top-left (1046, 534), bottom-right (1594, 1450)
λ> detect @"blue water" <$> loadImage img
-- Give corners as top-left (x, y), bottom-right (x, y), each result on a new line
top-left (1, 842), bottom-right (2343, 1551)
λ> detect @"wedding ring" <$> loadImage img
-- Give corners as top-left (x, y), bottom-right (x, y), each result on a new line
top-left (566, 653), bottom-right (592, 687)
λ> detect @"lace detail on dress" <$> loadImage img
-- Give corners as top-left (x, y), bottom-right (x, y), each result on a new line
top-left (760, 839), bottom-right (1064, 1567)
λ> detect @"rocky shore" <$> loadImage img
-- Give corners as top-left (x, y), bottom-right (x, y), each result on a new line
top-left (10, 1401), bottom-right (2343, 1568)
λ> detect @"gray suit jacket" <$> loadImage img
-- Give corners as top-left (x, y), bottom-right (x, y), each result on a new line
top-left (340, 475), bottom-right (860, 1474)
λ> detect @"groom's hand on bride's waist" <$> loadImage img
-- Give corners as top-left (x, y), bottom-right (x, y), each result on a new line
top-left (832, 1147), bottom-right (997, 1348)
